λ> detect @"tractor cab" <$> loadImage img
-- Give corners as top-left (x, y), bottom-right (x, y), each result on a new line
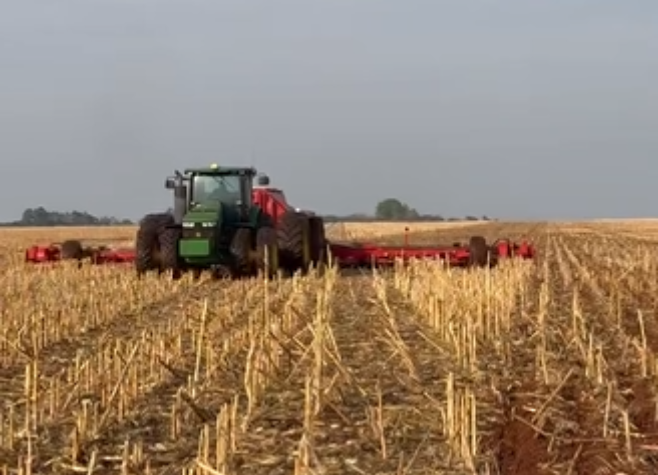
top-left (165, 164), bottom-right (257, 221)
top-left (187, 165), bottom-right (255, 211)
top-left (164, 164), bottom-right (263, 265)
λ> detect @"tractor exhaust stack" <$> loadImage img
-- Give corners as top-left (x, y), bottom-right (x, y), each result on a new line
top-left (165, 170), bottom-right (188, 225)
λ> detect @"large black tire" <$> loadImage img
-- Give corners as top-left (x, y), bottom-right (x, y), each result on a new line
top-left (211, 265), bottom-right (233, 280)
top-left (159, 227), bottom-right (182, 278)
top-left (61, 240), bottom-right (84, 260)
top-left (135, 213), bottom-right (175, 275)
top-left (230, 228), bottom-right (253, 275)
top-left (468, 236), bottom-right (489, 267)
top-left (308, 216), bottom-right (327, 269)
top-left (256, 226), bottom-right (279, 276)
top-left (277, 211), bottom-right (310, 272)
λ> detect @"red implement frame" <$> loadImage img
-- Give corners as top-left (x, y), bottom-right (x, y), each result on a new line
top-left (328, 239), bottom-right (534, 267)
top-left (25, 245), bottom-right (136, 264)
top-left (25, 238), bottom-right (533, 267)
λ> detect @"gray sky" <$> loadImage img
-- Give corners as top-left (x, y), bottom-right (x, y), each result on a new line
top-left (1, 0), bottom-right (656, 221)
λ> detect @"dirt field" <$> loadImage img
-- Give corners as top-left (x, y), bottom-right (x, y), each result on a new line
top-left (2, 220), bottom-right (658, 474)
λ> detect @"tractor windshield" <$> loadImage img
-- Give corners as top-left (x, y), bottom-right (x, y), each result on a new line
top-left (191, 174), bottom-right (242, 205)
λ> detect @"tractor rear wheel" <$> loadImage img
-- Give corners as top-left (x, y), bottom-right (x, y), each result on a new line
top-left (308, 216), bottom-right (327, 268)
top-left (211, 265), bottom-right (233, 280)
top-left (256, 226), bottom-right (279, 277)
top-left (61, 240), bottom-right (84, 260)
top-left (468, 236), bottom-right (489, 267)
top-left (230, 228), bottom-right (253, 276)
top-left (277, 212), bottom-right (310, 273)
top-left (159, 226), bottom-right (182, 279)
top-left (135, 213), bottom-right (175, 275)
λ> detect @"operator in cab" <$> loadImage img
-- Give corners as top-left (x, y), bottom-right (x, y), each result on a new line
top-left (207, 180), bottom-right (240, 204)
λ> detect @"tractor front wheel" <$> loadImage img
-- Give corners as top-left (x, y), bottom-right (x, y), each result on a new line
top-left (230, 228), bottom-right (253, 276)
top-left (308, 216), bottom-right (327, 270)
top-left (135, 213), bottom-right (175, 275)
top-left (256, 226), bottom-right (279, 277)
top-left (159, 227), bottom-right (182, 279)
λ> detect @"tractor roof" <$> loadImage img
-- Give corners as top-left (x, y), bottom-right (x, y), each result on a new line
top-left (184, 164), bottom-right (257, 176)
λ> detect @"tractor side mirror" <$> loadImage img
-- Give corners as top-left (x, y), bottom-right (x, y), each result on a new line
top-left (256, 174), bottom-right (271, 186)
top-left (165, 178), bottom-right (175, 189)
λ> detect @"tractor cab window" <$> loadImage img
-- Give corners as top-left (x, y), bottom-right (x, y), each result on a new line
top-left (191, 174), bottom-right (242, 205)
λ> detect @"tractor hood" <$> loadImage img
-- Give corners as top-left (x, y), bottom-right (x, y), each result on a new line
top-left (183, 203), bottom-right (221, 225)
top-left (182, 202), bottom-right (241, 226)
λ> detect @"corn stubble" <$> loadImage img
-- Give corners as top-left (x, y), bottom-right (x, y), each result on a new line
top-left (2, 223), bottom-right (658, 474)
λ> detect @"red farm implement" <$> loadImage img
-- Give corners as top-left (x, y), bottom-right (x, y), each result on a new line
top-left (327, 236), bottom-right (534, 268)
top-left (23, 165), bottom-right (535, 273)
top-left (25, 234), bottom-right (534, 268)
top-left (25, 242), bottom-right (136, 265)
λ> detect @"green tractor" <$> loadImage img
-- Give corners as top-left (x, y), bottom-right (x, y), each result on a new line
top-left (135, 164), bottom-right (325, 279)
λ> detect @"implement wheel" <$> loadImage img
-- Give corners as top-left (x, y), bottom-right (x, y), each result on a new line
top-left (61, 240), bottom-right (84, 260)
top-left (468, 235), bottom-right (489, 267)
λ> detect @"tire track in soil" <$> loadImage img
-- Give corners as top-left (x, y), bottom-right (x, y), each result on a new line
top-left (561, 231), bottom-right (658, 454)
top-left (0, 278), bottom-right (211, 424)
top-left (565, 233), bottom-right (658, 355)
top-left (7, 279), bottom-right (227, 473)
top-left (560, 232), bottom-right (658, 352)
top-left (378, 222), bottom-right (548, 474)
top-left (365, 223), bottom-right (548, 474)
top-left (77, 279), bottom-right (317, 475)
top-left (224, 274), bottom-right (458, 475)
top-left (546, 233), bottom-right (619, 474)
top-left (380, 265), bottom-right (547, 475)
top-left (550, 232), bottom-right (658, 473)
top-left (313, 276), bottom-right (455, 474)
top-left (0, 278), bottom-right (207, 384)
top-left (474, 226), bottom-right (633, 475)
top-left (482, 229), bottom-right (551, 475)
top-left (175, 280), bottom-right (323, 475)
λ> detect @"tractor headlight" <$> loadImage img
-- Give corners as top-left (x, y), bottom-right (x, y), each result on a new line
top-left (182, 222), bottom-right (214, 228)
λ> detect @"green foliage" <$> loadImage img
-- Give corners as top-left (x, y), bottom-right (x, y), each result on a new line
top-left (0, 207), bottom-right (133, 227)
top-left (375, 198), bottom-right (420, 220)
top-left (2, 202), bottom-right (489, 226)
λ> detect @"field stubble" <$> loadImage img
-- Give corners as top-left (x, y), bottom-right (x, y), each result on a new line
top-left (2, 221), bottom-right (658, 473)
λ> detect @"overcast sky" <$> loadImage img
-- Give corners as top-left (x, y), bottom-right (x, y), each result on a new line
top-left (0, 0), bottom-right (656, 220)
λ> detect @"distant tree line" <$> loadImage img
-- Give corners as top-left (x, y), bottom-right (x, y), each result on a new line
top-left (322, 214), bottom-right (491, 223)
top-left (322, 198), bottom-right (492, 223)
top-left (1, 197), bottom-right (489, 227)
top-left (0, 207), bottom-right (133, 227)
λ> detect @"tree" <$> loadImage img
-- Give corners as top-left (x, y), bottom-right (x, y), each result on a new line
top-left (375, 198), bottom-right (419, 220)
top-left (376, 198), bottom-right (404, 219)
top-left (1, 207), bottom-right (133, 226)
